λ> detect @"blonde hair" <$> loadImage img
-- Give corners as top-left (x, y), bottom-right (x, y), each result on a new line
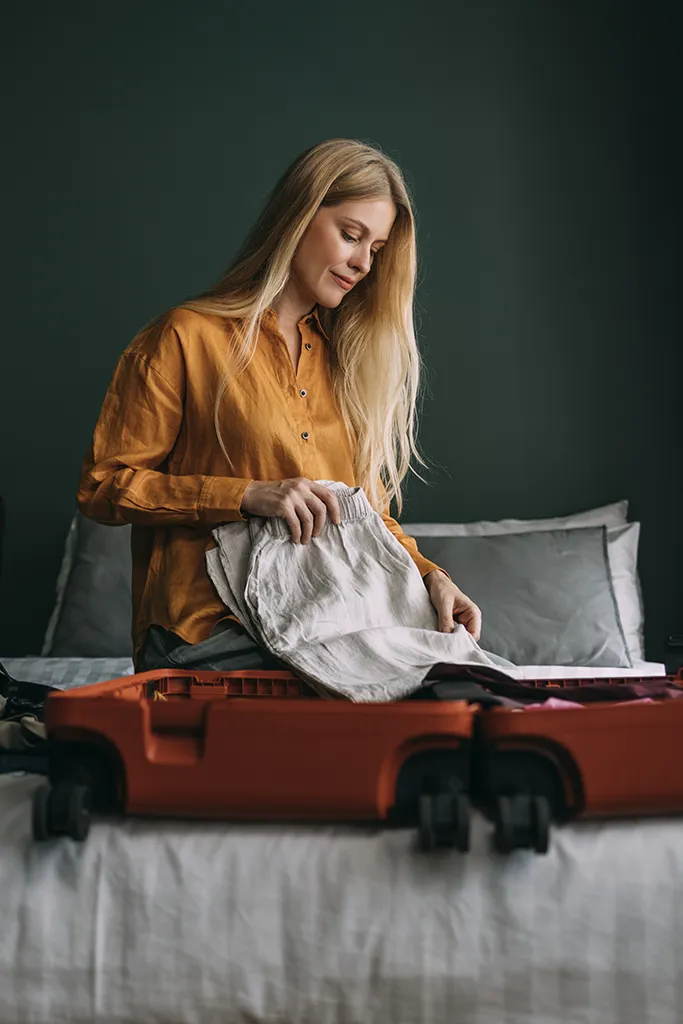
top-left (181, 137), bottom-right (425, 515)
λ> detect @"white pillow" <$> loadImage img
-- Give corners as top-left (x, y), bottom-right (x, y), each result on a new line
top-left (404, 500), bottom-right (645, 662)
top-left (403, 499), bottom-right (628, 537)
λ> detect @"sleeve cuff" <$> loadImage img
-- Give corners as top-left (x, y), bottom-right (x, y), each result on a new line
top-left (197, 476), bottom-right (254, 525)
top-left (417, 560), bottom-right (451, 581)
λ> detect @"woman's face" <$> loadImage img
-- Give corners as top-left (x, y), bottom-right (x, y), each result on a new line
top-left (290, 198), bottom-right (397, 308)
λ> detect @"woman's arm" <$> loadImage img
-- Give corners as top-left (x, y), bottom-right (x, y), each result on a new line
top-left (373, 478), bottom-right (446, 577)
top-left (380, 511), bottom-right (448, 579)
top-left (77, 330), bottom-right (252, 528)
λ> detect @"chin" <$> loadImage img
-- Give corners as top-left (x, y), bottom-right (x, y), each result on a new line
top-left (322, 285), bottom-right (346, 307)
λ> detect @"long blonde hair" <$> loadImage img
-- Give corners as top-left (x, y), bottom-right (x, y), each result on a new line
top-left (181, 137), bottom-right (425, 515)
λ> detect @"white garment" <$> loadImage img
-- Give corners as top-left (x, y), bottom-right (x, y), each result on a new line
top-left (207, 482), bottom-right (514, 701)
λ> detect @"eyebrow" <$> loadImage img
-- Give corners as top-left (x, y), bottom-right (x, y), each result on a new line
top-left (344, 218), bottom-right (388, 244)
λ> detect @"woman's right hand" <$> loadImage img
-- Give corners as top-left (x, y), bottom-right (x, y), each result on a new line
top-left (239, 478), bottom-right (342, 544)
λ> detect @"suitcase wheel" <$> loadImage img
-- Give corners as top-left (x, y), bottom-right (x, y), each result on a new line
top-left (418, 792), bottom-right (470, 853)
top-left (32, 781), bottom-right (92, 843)
top-left (493, 793), bottom-right (550, 855)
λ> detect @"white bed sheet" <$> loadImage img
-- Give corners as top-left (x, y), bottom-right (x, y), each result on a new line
top-left (0, 774), bottom-right (682, 1024)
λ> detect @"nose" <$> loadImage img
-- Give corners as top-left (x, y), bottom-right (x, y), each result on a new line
top-left (349, 243), bottom-right (373, 277)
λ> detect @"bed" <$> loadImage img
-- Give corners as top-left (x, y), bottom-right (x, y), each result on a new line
top-left (0, 744), bottom-right (682, 1024)
top-left (0, 499), bottom-right (680, 1024)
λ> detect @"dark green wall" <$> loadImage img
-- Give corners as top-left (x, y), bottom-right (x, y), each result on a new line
top-left (1, 1), bottom-right (681, 661)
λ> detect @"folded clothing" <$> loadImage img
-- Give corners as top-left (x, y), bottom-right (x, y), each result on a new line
top-left (208, 483), bottom-right (514, 702)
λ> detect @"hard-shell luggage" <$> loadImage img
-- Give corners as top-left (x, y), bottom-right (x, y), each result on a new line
top-left (32, 668), bottom-right (477, 851)
top-left (31, 666), bottom-right (683, 854)
top-left (476, 673), bottom-right (683, 853)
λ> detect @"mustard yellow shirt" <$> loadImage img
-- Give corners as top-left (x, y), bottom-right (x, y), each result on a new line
top-left (77, 305), bottom-right (443, 664)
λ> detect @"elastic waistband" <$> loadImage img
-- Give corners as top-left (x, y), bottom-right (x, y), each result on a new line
top-left (269, 486), bottom-right (371, 539)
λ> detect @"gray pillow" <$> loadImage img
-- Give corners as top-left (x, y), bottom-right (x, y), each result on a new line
top-left (42, 515), bottom-right (133, 657)
top-left (415, 526), bottom-right (632, 667)
top-left (403, 499), bottom-right (645, 663)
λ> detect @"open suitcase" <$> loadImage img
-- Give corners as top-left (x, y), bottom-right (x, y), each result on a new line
top-left (32, 669), bottom-right (477, 852)
top-left (31, 667), bottom-right (683, 854)
top-left (476, 675), bottom-right (683, 853)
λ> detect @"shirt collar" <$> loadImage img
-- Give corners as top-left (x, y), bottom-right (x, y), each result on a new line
top-left (307, 304), bottom-right (330, 342)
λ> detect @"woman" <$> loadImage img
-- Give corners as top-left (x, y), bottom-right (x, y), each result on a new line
top-left (77, 138), bottom-right (482, 673)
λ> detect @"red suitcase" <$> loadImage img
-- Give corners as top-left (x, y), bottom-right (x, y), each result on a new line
top-left (476, 672), bottom-right (683, 853)
top-left (32, 668), bottom-right (683, 855)
top-left (32, 668), bottom-right (476, 851)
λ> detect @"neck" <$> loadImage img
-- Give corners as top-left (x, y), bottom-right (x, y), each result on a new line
top-left (270, 280), bottom-right (316, 333)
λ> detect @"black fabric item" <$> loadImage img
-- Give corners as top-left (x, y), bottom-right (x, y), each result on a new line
top-left (0, 662), bottom-right (57, 720)
top-left (405, 679), bottom-right (524, 707)
top-left (140, 621), bottom-right (291, 673)
top-left (0, 753), bottom-right (49, 775)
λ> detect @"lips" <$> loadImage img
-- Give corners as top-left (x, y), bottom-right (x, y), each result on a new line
top-left (331, 272), bottom-right (353, 291)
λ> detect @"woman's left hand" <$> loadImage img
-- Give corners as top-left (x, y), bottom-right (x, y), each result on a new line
top-left (424, 570), bottom-right (482, 641)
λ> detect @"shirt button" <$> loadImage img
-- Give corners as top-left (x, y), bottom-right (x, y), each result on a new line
top-left (305, 343), bottom-right (312, 350)
top-left (301, 431), bottom-right (310, 441)
top-left (299, 389), bottom-right (307, 398)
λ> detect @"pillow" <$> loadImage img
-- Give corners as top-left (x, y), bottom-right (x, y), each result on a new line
top-left (404, 500), bottom-right (645, 662)
top-left (402, 498), bottom-right (628, 537)
top-left (42, 514), bottom-right (133, 657)
top-left (43, 502), bottom-right (641, 661)
top-left (603, 523), bottom-right (644, 664)
top-left (413, 527), bottom-right (632, 668)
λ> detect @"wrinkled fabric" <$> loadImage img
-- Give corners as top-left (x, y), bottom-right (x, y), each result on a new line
top-left (76, 305), bottom-right (446, 665)
top-left (4, 774), bottom-right (683, 1024)
top-left (209, 482), bottom-right (514, 701)
top-left (0, 717), bottom-right (46, 752)
top-left (140, 621), bottom-right (290, 674)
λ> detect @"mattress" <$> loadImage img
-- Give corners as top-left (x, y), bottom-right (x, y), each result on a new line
top-left (0, 773), bottom-right (682, 1024)
top-left (0, 656), bottom-right (667, 690)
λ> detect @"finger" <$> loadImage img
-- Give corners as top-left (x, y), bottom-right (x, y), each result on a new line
top-left (457, 605), bottom-right (482, 641)
top-left (437, 598), bottom-right (455, 633)
top-left (284, 510), bottom-right (302, 544)
top-left (309, 483), bottom-right (342, 526)
top-left (304, 494), bottom-right (328, 537)
top-left (295, 501), bottom-right (315, 545)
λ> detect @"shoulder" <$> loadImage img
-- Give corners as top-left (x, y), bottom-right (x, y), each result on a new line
top-left (115, 306), bottom-right (241, 399)
top-left (127, 306), bottom-right (229, 356)
top-left (124, 305), bottom-right (237, 378)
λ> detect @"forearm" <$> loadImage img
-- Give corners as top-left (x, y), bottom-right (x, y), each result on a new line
top-left (77, 451), bottom-right (252, 528)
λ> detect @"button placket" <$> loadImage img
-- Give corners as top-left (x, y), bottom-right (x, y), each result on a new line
top-left (297, 319), bottom-right (316, 444)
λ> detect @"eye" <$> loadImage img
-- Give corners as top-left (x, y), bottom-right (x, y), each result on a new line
top-left (342, 230), bottom-right (358, 244)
